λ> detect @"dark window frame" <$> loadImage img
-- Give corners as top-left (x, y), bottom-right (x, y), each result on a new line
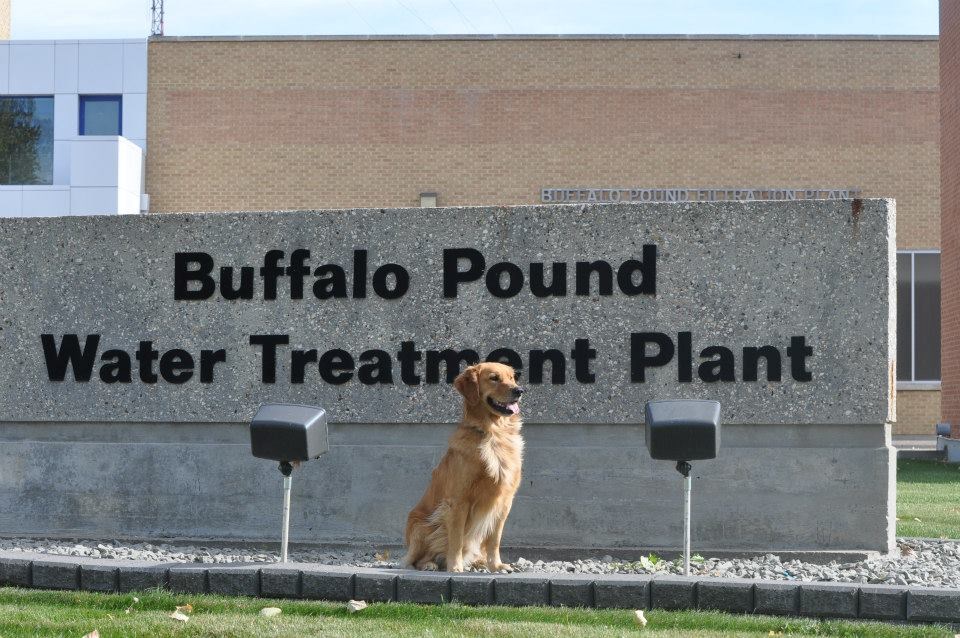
top-left (0, 94), bottom-right (55, 185)
top-left (79, 95), bottom-right (123, 136)
top-left (897, 249), bottom-right (941, 384)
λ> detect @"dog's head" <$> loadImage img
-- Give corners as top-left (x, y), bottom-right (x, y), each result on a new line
top-left (454, 362), bottom-right (525, 418)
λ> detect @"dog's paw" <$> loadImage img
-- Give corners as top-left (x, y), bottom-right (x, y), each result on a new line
top-left (489, 562), bottom-right (514, 573)
top-left (448, 563), bottom-right (465, 573)
top-left (422, 561), bottom-right (439, 571)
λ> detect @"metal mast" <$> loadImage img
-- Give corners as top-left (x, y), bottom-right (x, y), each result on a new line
top-left (150, 0), bottom-right (164, 36)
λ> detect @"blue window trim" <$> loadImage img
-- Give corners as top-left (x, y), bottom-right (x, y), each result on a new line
top-left (79, 95), bottom-right (122, 136)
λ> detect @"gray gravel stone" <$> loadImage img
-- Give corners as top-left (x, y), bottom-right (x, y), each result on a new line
top-left (260, 568), bottom-right (301, 598)
top-left (495, 576), bottom-right (550, 606)
top-left (800, 583), bottom-right (858, 619)
top-left (397, 573), bottom-right (451, 605)
top-left (1, 537), bottom-right (956, 589)
top-left (81, 565), bottom-right (118, 592)
top-left (355, 573), bottom-right (397, 602)
top-left (208, 568), bottom-right (260, 597)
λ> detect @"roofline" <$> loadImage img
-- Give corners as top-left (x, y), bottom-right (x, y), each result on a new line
top-left (150, 33), bottom-right (938, 43)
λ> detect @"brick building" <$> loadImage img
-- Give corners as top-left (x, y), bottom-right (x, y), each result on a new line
top-left (943, 1), bottom-right (960, 440)
top-left (145, 35), bottom-right (940, 433)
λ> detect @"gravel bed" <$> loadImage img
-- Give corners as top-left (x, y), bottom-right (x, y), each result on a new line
top-left (1, 538), bottom-right (958, 588)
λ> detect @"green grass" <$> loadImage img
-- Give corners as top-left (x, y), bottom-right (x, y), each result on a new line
top-left (0, 587), bottom-right (951, 638)
top-left (897, 459), bottom-right (960, 538)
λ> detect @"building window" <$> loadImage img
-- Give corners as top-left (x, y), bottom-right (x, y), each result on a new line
top-left (0, 96), bottom-right (54, 185)
top-left (897, 250), bottom-right (940, 382)
top-left (80, 95), bottom-right (122, 136)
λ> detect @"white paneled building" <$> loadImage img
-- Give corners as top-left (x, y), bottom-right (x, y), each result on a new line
top-left (0, 39), bottom-right (147, 216)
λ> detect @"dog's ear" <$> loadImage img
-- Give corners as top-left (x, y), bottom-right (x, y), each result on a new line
top-left (454, 366), bottom-right (481, 406)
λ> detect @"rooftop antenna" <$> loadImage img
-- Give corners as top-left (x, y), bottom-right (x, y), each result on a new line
top-left (150, 0), bottom-right (165, 36)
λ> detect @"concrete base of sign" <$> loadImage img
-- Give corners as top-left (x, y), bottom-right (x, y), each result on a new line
top-left (0, 420), bottom-right (895, 553)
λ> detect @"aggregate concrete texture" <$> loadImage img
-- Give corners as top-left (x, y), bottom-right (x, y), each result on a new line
top-left (0, 202), bottom-right (893, 425)
top-left (0, 202), bottom-right (896, 553)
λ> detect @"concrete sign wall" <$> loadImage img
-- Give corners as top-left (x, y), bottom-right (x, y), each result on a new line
top-left (0, 201), bottom-right (896, 553)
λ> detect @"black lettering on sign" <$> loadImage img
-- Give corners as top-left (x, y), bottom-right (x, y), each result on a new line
top-left (443, 248), bottom-right (485, 298)
top-left (174, 253), bottom-right (215, 300)
top-left (630, 332), bottom-right (674, 382)
top-left (358, 349), bottom-right (393, 384)
top-left (41, 333), bottom-right (100, 381)
top-left (319, 349), bottom-right (354, 385)
top-left (249, 334), bottom-right (289, 383)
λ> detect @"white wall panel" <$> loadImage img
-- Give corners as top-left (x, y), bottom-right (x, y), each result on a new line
top-left (54, 42), bottom-right (78, 93)
top-left (116, 137), bottom-right (142, 195)
top-left (122, 41), bottom-right (147, 93)
top-left (78, 42), bottom-right (123, 94)
top-left (21, 187), bottom-right (70, 217)
top-left (121, 92), bottom-right (146, 141)
top-left (0, 188), bottom-right (23, 216)
top-left (70, 138), bottom-right (120, 187)
top-left (70, 187), bottom-right (119, 215)
top-left (0, 44), bottom-right (9, 94)
top-left (52, 140), bottom-right (71, 184)
top-left (9, 43), bottom-right (55, 94)
top-left (53, 93), bottom-right (78, 139)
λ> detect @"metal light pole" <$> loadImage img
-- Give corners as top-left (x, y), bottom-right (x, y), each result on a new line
top-left (644, 400), bottom-right (721, 580)
top-left (677, 460), bottom-right (692, 576)
top-left (279, 461), bottom-right (294, 563)
top-left (250, 404), bottom-right (328, 565)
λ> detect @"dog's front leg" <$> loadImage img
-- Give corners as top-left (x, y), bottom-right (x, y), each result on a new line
top-left (445, 504), bottom-right (469, 572)
top-left (483, 506), bottom-right (514, 573)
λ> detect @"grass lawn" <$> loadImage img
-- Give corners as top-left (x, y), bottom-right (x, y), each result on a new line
top-left (0, 587), bottom-right (953, 638)
top-left (897, 459), bottom-right (960, 538)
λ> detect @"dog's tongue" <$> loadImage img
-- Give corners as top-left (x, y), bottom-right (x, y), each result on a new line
top-left (506, 402), bottom-right (520, 415)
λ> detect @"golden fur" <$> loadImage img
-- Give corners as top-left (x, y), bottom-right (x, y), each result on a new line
top-left (402, 362), bottom-right (525, 572)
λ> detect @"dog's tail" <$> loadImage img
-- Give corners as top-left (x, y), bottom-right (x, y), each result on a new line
top-left (402, 509), bottom-right (426, 568)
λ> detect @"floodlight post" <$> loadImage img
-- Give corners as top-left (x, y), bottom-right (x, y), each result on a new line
top-left (645, 400), bottom-right (720, 580)
top-left (250, 403), bottom-right (328, 565)
top-left (279, 461), bottom-right (294, 563)
top-left (676, 460), bottom-right (692, 576)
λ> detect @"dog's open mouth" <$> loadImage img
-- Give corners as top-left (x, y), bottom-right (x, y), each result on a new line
top-left (487, 397), bottom-right (520, 415)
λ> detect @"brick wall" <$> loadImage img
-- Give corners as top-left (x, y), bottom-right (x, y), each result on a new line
top-left (146, 36), bottom-right (940, 432)
top-left (146, 38), bottom-right (938, 234)
top-left (0, 0), bottom-right (10, 39)
top-left (944, 2), bottom-right (960, 438)
top-left (897, 390), bottom-right (942, 435)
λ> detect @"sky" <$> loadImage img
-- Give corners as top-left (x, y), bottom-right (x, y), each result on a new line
top-left (11, 0), bottom-right (939, 40)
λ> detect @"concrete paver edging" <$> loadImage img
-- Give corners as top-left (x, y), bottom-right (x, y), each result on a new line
top-left (1, 552), bottom-right (958, 623)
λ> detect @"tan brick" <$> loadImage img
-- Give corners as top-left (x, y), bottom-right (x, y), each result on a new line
top-left (895, 390), bottom-right (941, 435)
top-left (146, 37), bottom-right (942, 428)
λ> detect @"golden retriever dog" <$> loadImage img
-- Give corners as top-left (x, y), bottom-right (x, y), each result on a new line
top-left (402, 362), bottom-right (525, 572)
